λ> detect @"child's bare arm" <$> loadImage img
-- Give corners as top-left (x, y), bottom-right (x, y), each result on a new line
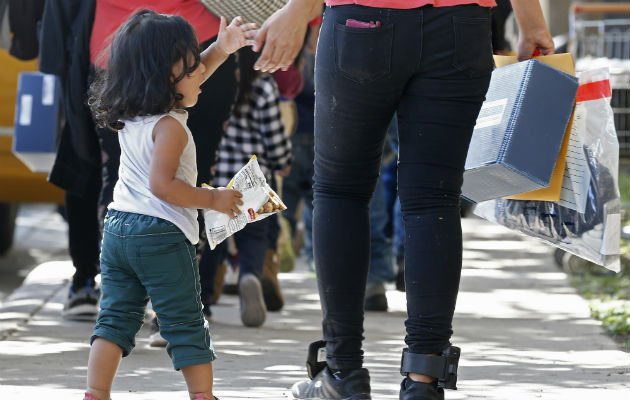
top-left (200, 16), bottom-right (258, 82)
top-left (149, 116), bottom-right (243, 216)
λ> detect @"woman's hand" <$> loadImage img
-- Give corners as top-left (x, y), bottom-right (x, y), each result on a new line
top-left (253, 0), bottom-right (323, 73)
top-left (216, 16), bottom-right (258, 56)
top-left (510, 0), bottom-right (555, 60)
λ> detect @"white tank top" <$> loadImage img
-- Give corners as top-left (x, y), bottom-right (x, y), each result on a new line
top-left (108, 110), bottom-right (199, 244)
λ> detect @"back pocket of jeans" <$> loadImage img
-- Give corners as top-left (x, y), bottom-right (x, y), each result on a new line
top-left (137, 242), bottom-right (186, 287)
top-left (334, 22), bottom-right (393, 84)
top-left (452, 16), bottom-right (493, 78)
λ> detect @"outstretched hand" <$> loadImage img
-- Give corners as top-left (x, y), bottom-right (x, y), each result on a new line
top-left (216, 16), bottom-right (258, 55)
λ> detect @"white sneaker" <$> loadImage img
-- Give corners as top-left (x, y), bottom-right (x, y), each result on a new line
top-left (148, 317), bottom-right (167, 347)
top-left (239, 274), bottom-right (266, 327)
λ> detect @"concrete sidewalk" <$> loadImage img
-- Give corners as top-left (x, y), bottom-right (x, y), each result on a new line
top-left (0, 218), bottom-right (628, 399)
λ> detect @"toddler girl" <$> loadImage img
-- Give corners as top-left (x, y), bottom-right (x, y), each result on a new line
top-left (84, 10), bottom-right (256, 400)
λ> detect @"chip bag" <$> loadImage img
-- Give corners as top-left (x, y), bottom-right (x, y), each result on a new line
top-left (203, 156), bottom-right (286, 250)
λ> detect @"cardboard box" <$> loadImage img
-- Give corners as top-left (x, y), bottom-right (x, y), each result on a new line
top-left (12, 72), bottom-right (62, 173)
top-left (462, 59), bottom-right (578, 203)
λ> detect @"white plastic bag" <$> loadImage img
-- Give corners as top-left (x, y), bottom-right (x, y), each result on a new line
top-left (203, 156), bottom-right (286, 250)
top-left (474, 67), bottom-right (621, 272)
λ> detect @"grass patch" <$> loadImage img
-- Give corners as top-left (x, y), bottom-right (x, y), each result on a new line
top-left (565, 166), bottom-right (630, 350)
top-left (570, 272), bottom-right (630, 350)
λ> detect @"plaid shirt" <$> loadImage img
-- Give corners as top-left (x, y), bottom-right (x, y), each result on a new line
top-left (213, 74), bottom-right (292, 187)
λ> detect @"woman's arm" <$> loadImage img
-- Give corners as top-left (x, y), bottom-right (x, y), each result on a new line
top-left (510, 0), bottom-right (555, 60)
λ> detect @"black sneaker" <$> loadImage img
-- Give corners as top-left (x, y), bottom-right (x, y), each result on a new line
top-left (364, 281), bottom-right (388, 312)
top-left (399, 377), bottom-right (444, 400)
top-left (63, 280), bottom-right (100, 321)
top-left (291, 367), bottom-right (371, 399)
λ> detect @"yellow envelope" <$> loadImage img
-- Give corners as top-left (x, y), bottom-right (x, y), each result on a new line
top-left (495, 53), bottom-right (576, 202)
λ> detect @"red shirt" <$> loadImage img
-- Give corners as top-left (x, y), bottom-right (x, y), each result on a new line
top-left (90, 0), bottom-right (220, 68)
top-left (326, 0), bottom-right (496, 8)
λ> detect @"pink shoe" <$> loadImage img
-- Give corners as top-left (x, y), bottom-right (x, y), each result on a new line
top-left (83, 393), bottom-right (99, 400)
top-left (192, 395), bottom-right (219, 400)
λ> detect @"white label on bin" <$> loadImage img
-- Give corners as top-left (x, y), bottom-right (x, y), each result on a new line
top-left (475, 98), bottom-right (507, 130)
top-left (42, 75), bottom-right (56, 106)
top-left (19, 94), bottom-right (33, 126)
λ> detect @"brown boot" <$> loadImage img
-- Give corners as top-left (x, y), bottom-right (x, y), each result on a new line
top-left (210, 262), bottom-right (227, 304)
top-left (261, 249), bottom-right (284, 311)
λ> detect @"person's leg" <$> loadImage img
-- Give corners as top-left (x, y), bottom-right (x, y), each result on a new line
top-left (281, 132), bottom-right (314, 235)
top-left (190, 37), bottom-right (237, 327)
top-left (126, 214), bottom-right (216, 396)
top-left (312, 5), bottom-right (416, 372)
top-left (300, 195), bottom-right (314, 268)
top-left (199, 241), bottom-right (227, 312)
top-left (293, 8), bottom-right (415, 399)
top-left (392, 196), bottom-right (406, 292)
top-left (365, 172), bottom-right (394, 311)
top-left (261, 212), bottom-right (285, 311)
top-left (64, 175), bottom-right (102, 320)
top-left (234, 220), bottom-right (269, 327)
top-left (87, 211), bottom-right (148, 399)
top-left (181, 363), bottom-right (215, 399)
top-left (396, 5), bottom-right (493, 392)
top-left (86, 338), bottom-right (122, 400)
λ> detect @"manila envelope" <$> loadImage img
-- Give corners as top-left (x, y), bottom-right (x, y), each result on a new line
top-left (494, 53), bottom-right (576, 202)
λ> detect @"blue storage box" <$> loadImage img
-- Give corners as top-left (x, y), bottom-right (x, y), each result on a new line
top-left (462, 59), bottom-right (578, 203)
top-left (12, 72), bottom-right (62, 173)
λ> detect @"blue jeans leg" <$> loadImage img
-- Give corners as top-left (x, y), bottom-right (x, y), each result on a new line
top-left (367, 173), bottom-right (394, 284)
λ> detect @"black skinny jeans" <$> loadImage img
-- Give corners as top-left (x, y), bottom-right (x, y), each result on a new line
top-left (313, 5), bottom-right (493, 370)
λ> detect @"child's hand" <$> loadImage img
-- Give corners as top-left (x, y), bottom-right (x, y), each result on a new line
top-left (216, 16), bottom-right (258, 55)
top-left (210, 187), bottom-right (244, 218)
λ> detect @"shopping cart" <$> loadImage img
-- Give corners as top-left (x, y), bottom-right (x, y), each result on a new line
top-left (551, 3), bottom-right (630, 273)
top-left (569, 2), bottom-right (630, 159)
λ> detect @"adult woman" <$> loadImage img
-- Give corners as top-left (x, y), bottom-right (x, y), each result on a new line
top-left (254, 1), bottom-right (554, 399)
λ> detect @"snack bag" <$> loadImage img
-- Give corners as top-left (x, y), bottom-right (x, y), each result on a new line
top-left (203, 156), bottom-right (287, 249)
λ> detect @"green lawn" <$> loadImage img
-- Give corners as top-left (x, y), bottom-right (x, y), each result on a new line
top-left (568, 166), bottom-right (630, 350)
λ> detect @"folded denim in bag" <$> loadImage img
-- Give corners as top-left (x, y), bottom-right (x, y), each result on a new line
top-left (474, 67), bottom-right (621, 272)
top-left (197, 0), bottom-right (287, 26)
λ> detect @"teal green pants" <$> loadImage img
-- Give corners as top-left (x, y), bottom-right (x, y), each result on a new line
top-left (93, 210), bottom-right (216, 370)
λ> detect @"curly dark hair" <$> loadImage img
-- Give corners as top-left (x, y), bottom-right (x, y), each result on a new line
top-left (89, 10), bottom-right (201, 130)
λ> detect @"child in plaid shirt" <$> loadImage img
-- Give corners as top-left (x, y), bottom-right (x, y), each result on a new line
top-left (209, 47), bottom-right (292, 327)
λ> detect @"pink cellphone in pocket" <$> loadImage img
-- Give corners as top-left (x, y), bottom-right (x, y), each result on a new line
top-left (345, 18), bottom-right (381, 28)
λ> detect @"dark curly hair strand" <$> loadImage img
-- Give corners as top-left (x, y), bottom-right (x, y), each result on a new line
top-left (89, 10), bottom-right (201, 130)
